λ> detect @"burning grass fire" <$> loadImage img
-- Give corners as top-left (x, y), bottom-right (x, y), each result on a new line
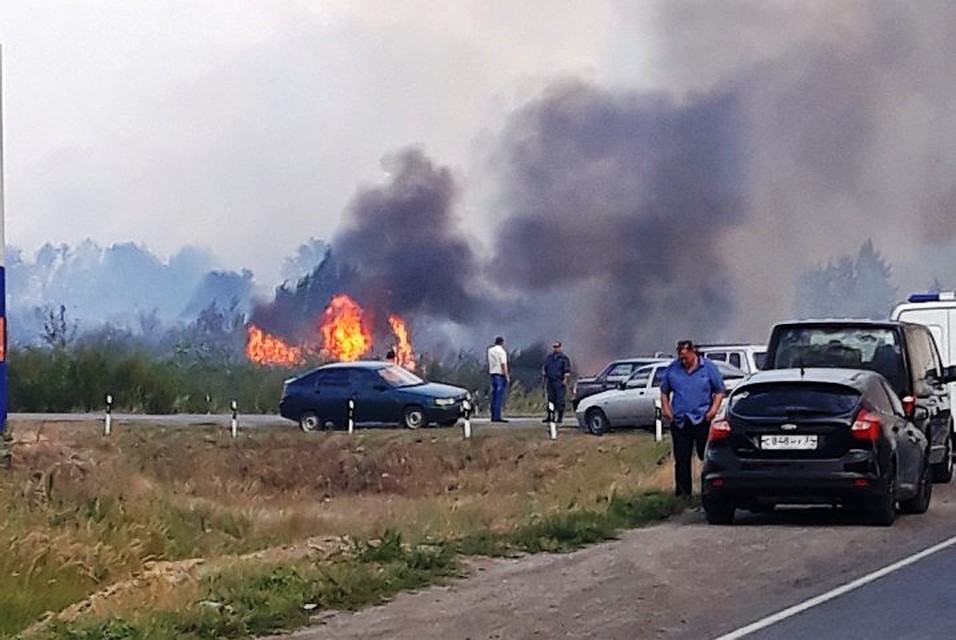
top-left (245, 294), bottom-right (416, 368)
top-left (245, 326), bottom-right (305, 367)
top-left (388, 314), bottom-right (417, 371)
top-left (320, 294), bottom-right (373, 362)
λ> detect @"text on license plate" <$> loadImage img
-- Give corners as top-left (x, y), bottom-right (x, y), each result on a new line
top-left (760, 434), bottom-right (818, 450)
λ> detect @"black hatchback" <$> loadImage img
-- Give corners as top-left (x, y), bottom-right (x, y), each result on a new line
top-left (701, 368), bottom-right (932, 526)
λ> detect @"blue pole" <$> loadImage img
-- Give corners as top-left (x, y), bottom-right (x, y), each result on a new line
top-left (0, 45), bottom-right (8, 434)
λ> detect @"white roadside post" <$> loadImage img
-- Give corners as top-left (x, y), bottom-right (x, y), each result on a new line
top-left (230, 399), bottom-right (238, 438)
top-left (105, 394), bottom-right (113, 436)
top-left (547, 401), bottom-right (557, 440)
top-left (461, 399), bottom-right (472, 439)
top-left (348, 399), bottom-right (355, 435)
top-left (654, 399), bottom-right (663, 442)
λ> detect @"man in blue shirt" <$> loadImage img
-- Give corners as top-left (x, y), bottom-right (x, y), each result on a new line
top-left (660, 339), bottom-right (726, 497)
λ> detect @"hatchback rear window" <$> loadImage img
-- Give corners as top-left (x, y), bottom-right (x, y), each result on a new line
top-left (730, 383), bottom-right (861, 418)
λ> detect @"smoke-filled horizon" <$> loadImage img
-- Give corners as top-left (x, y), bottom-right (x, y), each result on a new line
top-left (251, 2), bottom-right (956, 373)
top-left (10, 3), bottom-right (956, 374)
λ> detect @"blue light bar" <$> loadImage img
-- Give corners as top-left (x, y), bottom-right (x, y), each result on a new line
top-left (908, 292), bottom-right (956, 303)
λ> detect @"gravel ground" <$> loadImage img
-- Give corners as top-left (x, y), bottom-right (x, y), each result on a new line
top-left (271, 485), bottom-right (956, 640)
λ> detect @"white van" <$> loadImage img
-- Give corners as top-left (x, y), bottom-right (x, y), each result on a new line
top-left (890, 292), bottom-right (956, 369)
top-left (698, 344), bottom-right (767, 374)
top-left (891, 292), bottom-right (956, 422)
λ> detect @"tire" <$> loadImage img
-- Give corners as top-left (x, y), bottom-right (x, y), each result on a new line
top-left (402, 405), bottom-right (425, 429)
top-left (299, 411), bottom-right (321, 432)
top-left (900, 453), bottom-right (933, 515)
top-left (867, 467), bottom-right (897, 526)
top-left (585, 408), bottom-right (609, 436)
top-left (703, 495), bottom-right (735, 525)
top-left (931, 433), bottom-right (954, 483)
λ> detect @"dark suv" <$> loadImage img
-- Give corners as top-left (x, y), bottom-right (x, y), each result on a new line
top-left (762, 320), bottom-right (956, 482)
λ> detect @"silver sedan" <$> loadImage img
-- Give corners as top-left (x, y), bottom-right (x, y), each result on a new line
top-left (575, 360), bottom-right (747, 435)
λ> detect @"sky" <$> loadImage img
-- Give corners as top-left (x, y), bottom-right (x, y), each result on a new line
top-left (0, 0), bottom-right (655, 287)
top-left (4, 2), bottom-right (956, 365)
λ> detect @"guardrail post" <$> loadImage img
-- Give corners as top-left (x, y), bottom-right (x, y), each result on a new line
top-left (348, 399), bottom-right (355, 435)
top-left (547, 401), bottom-right (557, 440)
top-left (230, 399), bottom-right (238, 438)
top-left (461, 399), bottom-right (472, 439)
top-left (654, 399), bottom-right (663, 443)
top-left (105, 394), bottom-right (113, 436)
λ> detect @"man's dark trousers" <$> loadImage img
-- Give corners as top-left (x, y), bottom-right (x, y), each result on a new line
top-left (546, 378), bottom-right (566, 421)
top-left (670, 418), bottom-right (709, 496)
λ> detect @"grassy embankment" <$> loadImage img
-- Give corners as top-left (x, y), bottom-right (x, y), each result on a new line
top-left (0, 419), bottom-right (682, 639)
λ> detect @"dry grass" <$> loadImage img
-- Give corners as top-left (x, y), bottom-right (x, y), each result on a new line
top-left (0, 419), bottom-right (675, 638)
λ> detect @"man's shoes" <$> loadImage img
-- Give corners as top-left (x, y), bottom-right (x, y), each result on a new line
top-left (541, 418), bottom-right (550, 423)
top-left (491, 419), bottom-right (509, 423)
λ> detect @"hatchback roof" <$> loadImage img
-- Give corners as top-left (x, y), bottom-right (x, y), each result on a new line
top-left (739, 367), bottom-right (879, 388)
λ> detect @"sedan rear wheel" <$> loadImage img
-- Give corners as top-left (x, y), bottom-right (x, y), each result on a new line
top-left (299, 411), bottom-right (321, 432)
top-left (403, 405), bottom-right (425, 429)
top-left (585, 408), bottom-right (609, 436)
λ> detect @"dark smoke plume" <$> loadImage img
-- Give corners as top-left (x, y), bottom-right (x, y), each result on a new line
top-left (487, 80), bottom-right (745, 361)
top-left (250, 148), bottom-right (485, 349)
top-left (331, 148), bottom-right (482, 323)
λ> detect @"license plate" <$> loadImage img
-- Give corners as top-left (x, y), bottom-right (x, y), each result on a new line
top-left (760, 434), bottom-right (818, 450)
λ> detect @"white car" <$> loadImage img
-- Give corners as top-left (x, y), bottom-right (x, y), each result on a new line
top-left (698, 344), bottom-right (767, 374)
top-left (575, 360), bottom-right (747, 435)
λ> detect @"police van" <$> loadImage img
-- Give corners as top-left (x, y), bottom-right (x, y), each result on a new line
top-left (891, 292), bottom-right (956, 445)
top-left (891, 292), bottom-right (956, 371)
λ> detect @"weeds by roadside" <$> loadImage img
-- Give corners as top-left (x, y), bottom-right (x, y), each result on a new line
top-left (3, 420), bottom-right (680, 639)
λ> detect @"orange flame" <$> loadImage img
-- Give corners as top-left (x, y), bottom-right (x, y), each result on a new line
top-left (387, 314), bottom-right (417, 371)
top-left (245, 325), bottom-right (305, 367)
top-left (320, 294), bottom-right (373, 362)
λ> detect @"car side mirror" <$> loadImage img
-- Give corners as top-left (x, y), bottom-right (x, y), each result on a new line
top-left (912, 405), bottom-right (930, 422)
top-left (942, 365), bottom-right (956, 384)
top-left (373, 384), bottom-right (389, 392)
top-left (619, 381), bottom-right (629, 390)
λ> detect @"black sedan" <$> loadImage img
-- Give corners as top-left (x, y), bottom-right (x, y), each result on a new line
top-left (701, 368), bottom-right (932, 526)
top-left (279, 361), bottom-right (470, 431)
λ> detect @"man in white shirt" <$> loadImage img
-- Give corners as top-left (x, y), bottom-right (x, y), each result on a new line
top-left (487, 336), bottom-right (510, 422)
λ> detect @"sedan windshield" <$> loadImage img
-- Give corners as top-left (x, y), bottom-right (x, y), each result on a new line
top-left (378, 365), bottom-right (425, 387)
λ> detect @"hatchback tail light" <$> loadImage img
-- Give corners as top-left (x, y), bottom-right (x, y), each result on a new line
top-left (851, 408), bottom-right (882, 442)
top-left (708, 405), bottom-right (731, 443)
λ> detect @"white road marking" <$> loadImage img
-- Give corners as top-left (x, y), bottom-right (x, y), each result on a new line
top-left (712, 534), bottom-right (956, 640)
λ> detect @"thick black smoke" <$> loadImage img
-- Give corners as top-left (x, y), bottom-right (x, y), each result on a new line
top-left (487, 80), bottom-right (745, 361)
top-left (330, 148), bottom-right (483, 323)
top-left (250, 148), bottom-right (485, 348)
top-left (255, 2), bottom-right (956, 370)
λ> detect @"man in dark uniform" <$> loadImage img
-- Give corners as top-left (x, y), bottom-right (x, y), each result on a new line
top-left (542, 342), bottom-right (572, 423)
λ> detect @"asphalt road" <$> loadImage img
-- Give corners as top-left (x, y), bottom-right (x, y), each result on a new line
top-left (8, 413), bottom-right (583, 433)
top-left (737, 540), bottom-right (956, 640)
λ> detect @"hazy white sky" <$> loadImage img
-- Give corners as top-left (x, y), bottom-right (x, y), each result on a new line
top-left (0, 1), bottom-right (664, 287)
